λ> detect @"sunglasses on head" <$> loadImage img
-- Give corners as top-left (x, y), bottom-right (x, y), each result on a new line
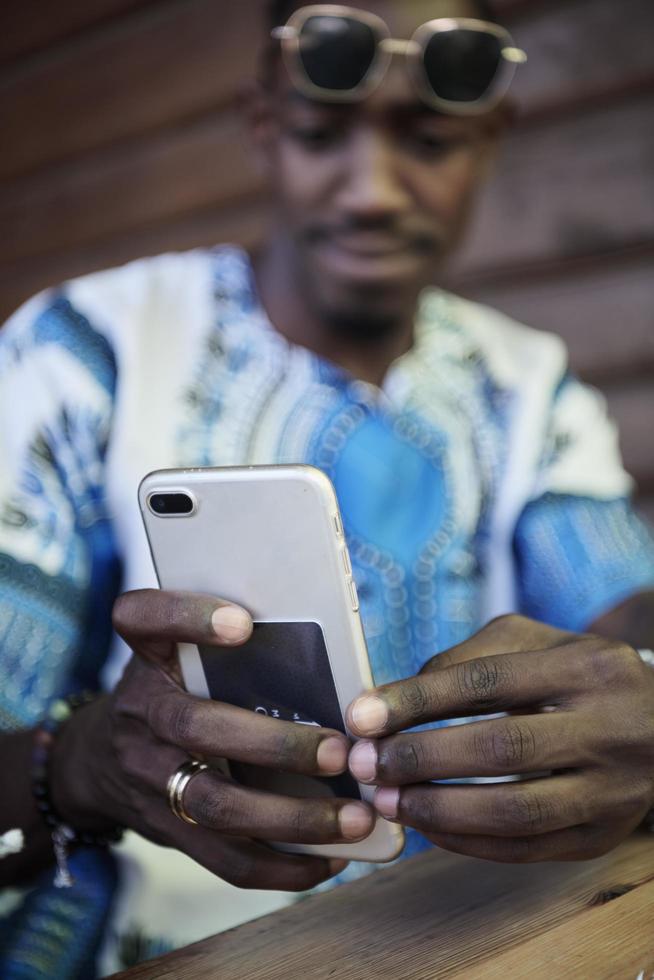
top-left (272, 4), bottom-right (527, 116)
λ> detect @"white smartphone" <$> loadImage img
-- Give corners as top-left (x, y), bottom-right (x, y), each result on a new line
top-left (138, 464), bottom-right (404, 863)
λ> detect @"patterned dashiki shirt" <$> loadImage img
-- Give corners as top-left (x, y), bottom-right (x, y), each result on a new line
top-left (1, 246), bottom-right (653, 977)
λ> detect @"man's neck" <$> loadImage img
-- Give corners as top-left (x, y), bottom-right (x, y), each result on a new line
top-left (252, 238), bottom-right (418, 388)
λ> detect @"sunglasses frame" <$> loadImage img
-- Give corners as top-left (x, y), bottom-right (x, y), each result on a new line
top-left (271, 5), bottom-right (526, 116)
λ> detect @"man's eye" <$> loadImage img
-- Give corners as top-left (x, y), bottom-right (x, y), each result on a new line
top-left (287, 125), bottom-right (342, 149)
top-left (411, 132), bottom-right (458, 156)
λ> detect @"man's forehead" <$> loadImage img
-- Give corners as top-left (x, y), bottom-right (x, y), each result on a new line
top-left (293, 1), bottom-right (487, 35)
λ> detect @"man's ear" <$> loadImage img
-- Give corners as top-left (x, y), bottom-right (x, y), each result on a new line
top-left (238, 81), bottom-right (278, 179)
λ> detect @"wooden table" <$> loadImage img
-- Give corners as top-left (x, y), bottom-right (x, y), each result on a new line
top-left (111, 831), bottom-right (654, 979)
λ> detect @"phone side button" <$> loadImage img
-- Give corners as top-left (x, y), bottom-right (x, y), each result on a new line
top-left (341, 547), bottom-right (352, 577)
top-left (347, 577), bottom-right (360, 612)
top-left (333, 512), bottom-right (344, 537)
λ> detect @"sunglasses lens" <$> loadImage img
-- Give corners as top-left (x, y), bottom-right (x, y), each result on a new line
top-left (297, 16), bottom-right (377, 92)
top-left (423, 29), bottom-right (503, 103)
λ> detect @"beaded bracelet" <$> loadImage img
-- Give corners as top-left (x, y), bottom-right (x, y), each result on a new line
top-left (32, 691), bottom-right (124, 888)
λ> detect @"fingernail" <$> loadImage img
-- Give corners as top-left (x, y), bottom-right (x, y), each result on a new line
top-left (375, 787), bottom-right (399, 820)
top-left (348, 740), bottom-right (378, 782)
top-left (339, 803), bottom-right (373, 840)
top-left (211, 606), bottom-right (252, 643)
top-left (328, 858), bottom-right (349, 875)
top-left (350, 696), bottom-right (387, 735)
top-left (317, 736), bottom-right (348, 775)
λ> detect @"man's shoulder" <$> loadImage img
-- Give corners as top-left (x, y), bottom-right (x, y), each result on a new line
top-left (421, 288), bottom-right (568, 391)
top-left (64, 245), bottom-right (242, 329)
top-left (5, 245), bottom-right (247, 343)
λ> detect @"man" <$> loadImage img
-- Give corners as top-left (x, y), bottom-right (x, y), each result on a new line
top-left (1, 0), bottom-right (653, 975)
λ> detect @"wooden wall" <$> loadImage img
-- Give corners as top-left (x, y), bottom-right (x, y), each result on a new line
top-left (1, 0), bottom-right (653, 519)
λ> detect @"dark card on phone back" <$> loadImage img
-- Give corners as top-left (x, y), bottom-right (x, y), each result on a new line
top-left (198, 621), bottom-right (361, 801)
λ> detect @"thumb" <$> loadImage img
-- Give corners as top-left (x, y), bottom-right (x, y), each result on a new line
top-left (112, 589), bottom-right (253, 671)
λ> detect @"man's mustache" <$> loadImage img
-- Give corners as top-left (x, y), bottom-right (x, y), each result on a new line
top-left (301, 216), bottom-right (444, 255)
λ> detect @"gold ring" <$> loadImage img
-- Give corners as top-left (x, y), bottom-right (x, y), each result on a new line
top-left (166, 760), bottom-right (208, 825)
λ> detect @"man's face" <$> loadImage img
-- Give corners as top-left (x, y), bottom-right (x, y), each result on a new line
top-left (258, 0), bottom-right (504, 335)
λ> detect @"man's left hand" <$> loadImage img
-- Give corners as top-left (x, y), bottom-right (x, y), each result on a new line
top-left (347, 615), bottom-right (654, 862)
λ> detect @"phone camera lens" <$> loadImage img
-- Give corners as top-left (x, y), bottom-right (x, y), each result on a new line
top-left (148, 493), bottom-right (194, 516)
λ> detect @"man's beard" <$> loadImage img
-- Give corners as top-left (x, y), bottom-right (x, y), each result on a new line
top-left (320, 304), bottom-right (403, 344)
top-left (295, 214), bottom-right (443, 343)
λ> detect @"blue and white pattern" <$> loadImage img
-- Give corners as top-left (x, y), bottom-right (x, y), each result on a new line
top-left (1, 245), bottom-right (653, 975)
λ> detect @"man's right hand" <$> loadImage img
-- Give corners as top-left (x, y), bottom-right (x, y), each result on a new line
top-left (49, 589), bottom-right (374, 891)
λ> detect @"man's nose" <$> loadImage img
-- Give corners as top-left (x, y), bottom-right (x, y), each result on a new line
top-left (335, 128), bottom-right (411, 221)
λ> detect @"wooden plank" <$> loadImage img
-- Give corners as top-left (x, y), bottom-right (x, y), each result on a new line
top-left (0, 198), bottom-right (268, 323)
top-left (0, 0), bottom-right (267, 181)
top-left (109, 832), bottom-right (654, 979)
top-left (493, 0), bottom-right (558, 14)
top-left (458, 878), bottom-right (654, 979)
top-left (451, 93), bottom-right (654, 275)
top-left (507, 0), bottom-right (654, 118)
top-left (456, 252), bottom-right (654, 383)
top-left (0, 110), bottom-right (263, 266)
top-left (0, 0), bottom-right (155, 65)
